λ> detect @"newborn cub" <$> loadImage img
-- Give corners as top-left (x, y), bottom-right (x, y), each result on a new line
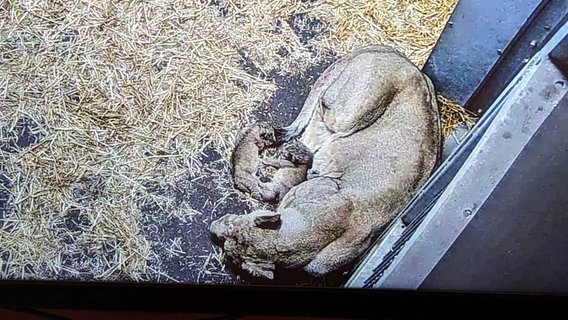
top-left (231, 121), bottom-right (284, 200)
top-left (258, 140), bottom-right (313, 203)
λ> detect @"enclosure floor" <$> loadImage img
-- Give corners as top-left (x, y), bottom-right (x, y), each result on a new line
top-left (0, 0), bottom-right (468, 285)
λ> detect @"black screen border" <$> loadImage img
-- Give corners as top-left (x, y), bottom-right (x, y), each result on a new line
top-left (0, 280), bottom-right (566, 319)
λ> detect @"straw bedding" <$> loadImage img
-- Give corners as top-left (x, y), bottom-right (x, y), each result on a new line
top-left (0, 0), bottom-right (471, 284)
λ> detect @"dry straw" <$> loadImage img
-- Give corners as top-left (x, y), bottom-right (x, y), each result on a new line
top-left (0, 0), bottom-right (468, 282)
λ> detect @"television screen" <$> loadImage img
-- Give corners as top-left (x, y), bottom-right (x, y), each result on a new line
top-left (0, 0), bottom-right (567, 315)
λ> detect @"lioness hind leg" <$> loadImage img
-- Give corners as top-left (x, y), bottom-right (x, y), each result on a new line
top-left (283, 55), bottom-right (353, 141)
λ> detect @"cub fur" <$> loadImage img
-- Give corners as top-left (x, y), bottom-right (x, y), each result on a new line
top-left (258, 139), bottom-right (313, 203)
top-left (231, 121), bottom-right (284, 200)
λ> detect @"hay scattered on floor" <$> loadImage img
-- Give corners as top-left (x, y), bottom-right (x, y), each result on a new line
top-left (0, 0), bottom-right (465, 282)
top-left (437, 95), bottom-right (478, 140)
top-left (309, 0), bottom-right (457, 67)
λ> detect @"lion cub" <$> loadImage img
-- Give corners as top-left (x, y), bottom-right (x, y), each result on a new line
top-left (258, 140), bottom-right (313, 203)
top-left (231, 121), bottom-right (283, 200)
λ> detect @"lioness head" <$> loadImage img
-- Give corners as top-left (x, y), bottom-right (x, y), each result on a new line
top-left (210, 210), bottom-right (282, 279)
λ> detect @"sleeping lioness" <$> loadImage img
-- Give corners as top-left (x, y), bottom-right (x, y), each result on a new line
top-left (211, 45), bottom-right (441, 279)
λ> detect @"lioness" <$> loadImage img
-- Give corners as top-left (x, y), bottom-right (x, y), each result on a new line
top-left (211, 45), bottom-right (441, 279)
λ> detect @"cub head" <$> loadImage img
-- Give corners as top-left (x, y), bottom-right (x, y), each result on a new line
top-left (279, 140), bottom-right (313, 165)
top-left (255, 121), bottom-right (286, 148)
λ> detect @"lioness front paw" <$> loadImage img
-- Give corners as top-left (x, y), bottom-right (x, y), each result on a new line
top-left (303, 260), bottom-right (328, 277)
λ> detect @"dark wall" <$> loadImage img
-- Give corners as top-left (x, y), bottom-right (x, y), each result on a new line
top-left (420, 93), bottom-right (568, 294)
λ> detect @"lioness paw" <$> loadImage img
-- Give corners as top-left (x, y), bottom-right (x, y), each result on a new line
top-left (303, 260), bottom-right (329, 277)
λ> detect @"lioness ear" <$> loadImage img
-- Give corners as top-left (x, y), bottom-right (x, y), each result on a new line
top-left (253, 212), bottom-right (281, 229)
